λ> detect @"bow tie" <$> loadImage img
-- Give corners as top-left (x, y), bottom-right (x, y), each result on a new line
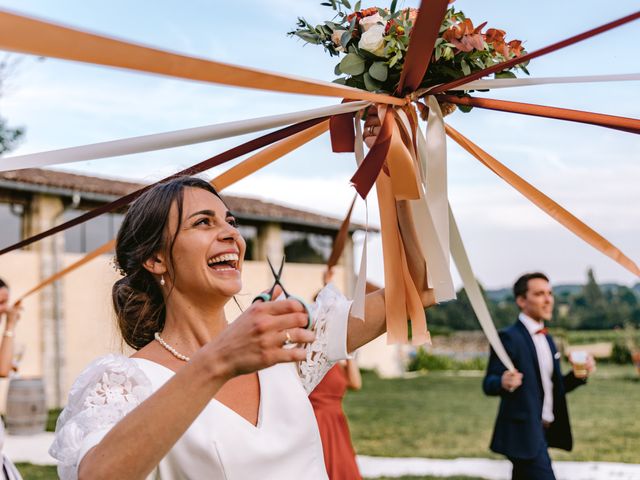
top-left (536, 327), bottom-right (549, 335)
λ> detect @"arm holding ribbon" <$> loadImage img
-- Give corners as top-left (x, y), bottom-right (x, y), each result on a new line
top-left (345, 108), bottom-right (434, 352)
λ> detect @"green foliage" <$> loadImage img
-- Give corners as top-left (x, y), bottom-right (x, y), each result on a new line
top-left (611, 341), bottom-right (632, 364)
top-left (289, 3), bottom-right (528, 96)
top-left (408, 348), bottom-right (487, 372)
top-left (16, 464), bottom-right (58, 480)
top-left (0, 117), bottom-right (23, 155)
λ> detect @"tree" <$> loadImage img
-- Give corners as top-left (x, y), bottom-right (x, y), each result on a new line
top-left (0, 54), bottom-right (25, 155)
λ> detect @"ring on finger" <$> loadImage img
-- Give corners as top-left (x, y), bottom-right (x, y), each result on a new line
top-left (283, 330), bottom-right (293, 346)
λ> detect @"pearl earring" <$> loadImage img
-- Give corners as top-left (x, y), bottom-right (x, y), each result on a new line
top-left (160, 275), bottom-right (165, 286)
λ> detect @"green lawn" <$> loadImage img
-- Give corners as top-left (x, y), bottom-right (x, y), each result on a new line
top-left (18, 364), bottom-right (640, 479)
top-left (345, 365), bottom-right (640, 463)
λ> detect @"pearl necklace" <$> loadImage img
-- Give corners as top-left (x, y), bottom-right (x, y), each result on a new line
top-left (154, 332), bottom-right (190, 362)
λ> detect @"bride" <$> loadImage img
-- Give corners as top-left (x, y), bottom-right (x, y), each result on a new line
top-left (50, 118), bottom-right (430, 480)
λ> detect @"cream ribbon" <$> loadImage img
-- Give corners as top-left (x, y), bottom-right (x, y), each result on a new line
top-left (454, 73), bottom-right (640, 91)
top-left (351, 110), bottom-right (367, 321)
top-left (394, 107), bottom-right (455, 303)
top-left (449, 204), bottom-right (515, 371)
top-left (1, 101), bottom-right (370, 171)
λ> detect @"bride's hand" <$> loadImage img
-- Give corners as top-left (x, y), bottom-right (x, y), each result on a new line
top-left (363, 106), bottom-right (382, 149)
top-left (200, 289), bottom-right (314, 380)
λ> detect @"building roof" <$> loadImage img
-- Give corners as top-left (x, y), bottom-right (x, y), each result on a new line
top-left (0, 168), bottom-right (374, 234)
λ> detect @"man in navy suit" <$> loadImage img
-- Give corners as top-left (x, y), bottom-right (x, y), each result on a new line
top-left (483, 272), bottom-right (595, 480)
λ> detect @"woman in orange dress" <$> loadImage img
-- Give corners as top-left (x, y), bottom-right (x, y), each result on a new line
top-left (309, 357), bottom-right (362, 480)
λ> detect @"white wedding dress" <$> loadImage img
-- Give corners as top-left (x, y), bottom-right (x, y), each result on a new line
top-left (50, 285), bottom-right (352, 480)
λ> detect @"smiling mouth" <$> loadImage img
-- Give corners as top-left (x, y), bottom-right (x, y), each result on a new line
top-left (207, 253), bottom-right (239, 272)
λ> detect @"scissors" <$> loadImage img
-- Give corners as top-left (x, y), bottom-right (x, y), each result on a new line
top-left (252, 256), bottom-right (314, 330)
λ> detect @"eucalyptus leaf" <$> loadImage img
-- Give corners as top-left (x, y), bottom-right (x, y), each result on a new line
top-left (369, 61), bottom-right (388, 82)
top-left (363, 72), bottom-right (382, 91)
top-left (460, 59), bottom-right (471, 76)
top-left (390, 0), bottom-right (398, 13)
top-left (341, 31), bottom-right (352, 48)
top-left (296, 32), bottom-right (321, 44)
top-left (340, 53), bottom-right (366, 75)
top-left (333, 77), bottom-right (347, 85)
top-left (341, 0), bottom-right (352, 9)
top-left (495, 70), bottom-right (517, 79)
top-left (334, 62), bottom-right (342, 76)
top-left (354, 0), bottom-right (361, 11)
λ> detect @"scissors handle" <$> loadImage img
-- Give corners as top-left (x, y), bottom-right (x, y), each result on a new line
top-left (288, 295), bottom-right (314, 330)
top-left (252, 292), bottom-right (272, 303)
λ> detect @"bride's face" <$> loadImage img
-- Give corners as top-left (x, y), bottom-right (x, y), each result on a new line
top-left (165, 187), bottom-right (246, 300)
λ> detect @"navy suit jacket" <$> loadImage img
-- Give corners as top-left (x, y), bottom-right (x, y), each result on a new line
top-left (482, 320), bottom-right (585, 459)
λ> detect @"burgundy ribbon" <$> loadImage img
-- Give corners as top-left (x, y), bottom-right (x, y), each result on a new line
top-left (0, 117), bottom-right (327, 256)
top-left (350, 108), bottom-right (394, 199)
top-left (396, 0), bottom-right (451, 95)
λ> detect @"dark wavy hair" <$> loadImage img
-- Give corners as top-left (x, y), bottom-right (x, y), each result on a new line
top-left (112, 176), bottom-right (222, 350)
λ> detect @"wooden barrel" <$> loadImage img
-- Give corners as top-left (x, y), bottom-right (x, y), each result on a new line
top-left (5, 377), bottom-right (47, 435)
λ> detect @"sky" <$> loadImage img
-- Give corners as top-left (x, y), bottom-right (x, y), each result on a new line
top-left (0, 0), bottom-right (638, 290)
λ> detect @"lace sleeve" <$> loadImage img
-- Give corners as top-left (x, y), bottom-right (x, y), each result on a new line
top-left (49, 354), bottom-right (152, 480)
top-left (298, 283), bottom-right (352, 394)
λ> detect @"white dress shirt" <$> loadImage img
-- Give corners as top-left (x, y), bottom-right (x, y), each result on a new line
top-left (519, 313), bottom-right (555, 423)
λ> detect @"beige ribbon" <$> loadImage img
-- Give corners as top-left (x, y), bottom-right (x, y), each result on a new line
top-left (449, 204), bottom-right (515, 371)
top-left (1, 102), bottom-right (367, 171)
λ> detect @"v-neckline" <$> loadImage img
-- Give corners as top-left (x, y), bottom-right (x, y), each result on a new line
top-left (132, 357), bottom-right (265, 430)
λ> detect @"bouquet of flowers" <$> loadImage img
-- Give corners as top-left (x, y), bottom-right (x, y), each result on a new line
top-left (289, 0), bottom-right (528, 107)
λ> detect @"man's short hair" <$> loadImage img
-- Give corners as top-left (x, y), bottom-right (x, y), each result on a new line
top-left (0, 277), bottom-right (7, 289)
top-left (513, 272), bottom-right (549, 299)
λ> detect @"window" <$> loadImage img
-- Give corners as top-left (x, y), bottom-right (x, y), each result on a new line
top-left (237, 225), bottom-right (257, 261)
top-left (0, 203), bottom-right (22, 247)
top-left (63, 209), bottom-right (124, 253)
top-left (282, 230), bottom-right (333, 264)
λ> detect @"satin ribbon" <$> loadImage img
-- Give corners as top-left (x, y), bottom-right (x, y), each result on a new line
top-left (0, 117), bottom-right (328, 256)
top-left (454, 73), bottom-right (640, 91)
top-left (1, 101), bottom-right (368, 172)
top-left (14, 121), bottom-right (329, 304)
top-left (212, 121), bottom-right (330, 190)
top-left (0, 9), bottom-right (404, 106)
top-left (395, 0), bottom-right (451, 95)
top-left (449, 204), bottom-right (515, 371)
top-left (13, 239), bottom-right (116, 306)
top-left (437, 95), bottom-right (640, 134)
top-left (351, 112), bottom-right (368, 321)
top-left (446, 124), bottom-right (640, 277)
top-left (394, 106), bottom-right (456, 303)
top-left (376, 171), bottom-right (428, 345)
top-left (428, 11), bottom-right (640, 94)
top-left (326, 194), bottom-right (357, 269)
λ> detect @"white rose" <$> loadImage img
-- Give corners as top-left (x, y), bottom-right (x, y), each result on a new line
top-left (358, 24), bottom-right (386, 57)
top-left (331, 29), bottom-right (347, 46)
top-left (359, 13), bottom-right (383, 32)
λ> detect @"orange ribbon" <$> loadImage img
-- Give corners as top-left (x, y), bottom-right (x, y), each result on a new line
top-left (0, 10), bottom-right (404, 106)
top-left (437, 95), bottom-right (640, 134)
top-left (446, 124), bottom-right (640, 277)
top-left (376, 172), bottom-right (428, 344)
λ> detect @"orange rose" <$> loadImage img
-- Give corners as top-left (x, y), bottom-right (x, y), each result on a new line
top-left (508, 39), bottom-right (523, 56)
